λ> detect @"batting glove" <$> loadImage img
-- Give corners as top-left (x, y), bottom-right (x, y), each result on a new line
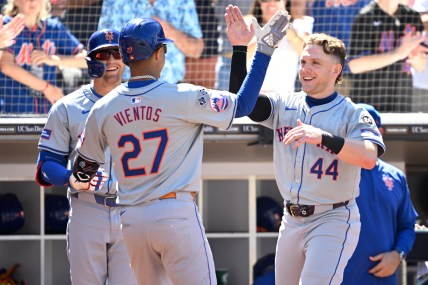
top-left (69, 171), bottom-right (109, 191)
top-left (253, 10), bottom-right (291, 56)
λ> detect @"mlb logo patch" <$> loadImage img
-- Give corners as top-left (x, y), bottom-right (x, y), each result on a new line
top-left (210, 93), bottom-right (229, 113)
top-left (132, 96), bottom-right (141, 104)
top-left (41, 129), bottom-right (52, 139)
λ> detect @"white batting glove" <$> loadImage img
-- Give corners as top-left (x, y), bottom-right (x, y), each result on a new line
top-left (69, 171), bottom-right (109, 191)
top-left (252, 10), bottom-right (292, 56)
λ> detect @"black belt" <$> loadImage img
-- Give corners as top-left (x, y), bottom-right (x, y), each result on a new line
top-left (71, 192), bottom-right (119, 207)
top-left (286, 201), bottom-right (349, 217)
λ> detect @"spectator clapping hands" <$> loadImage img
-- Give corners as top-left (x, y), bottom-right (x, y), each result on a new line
top-left (0, 14), bottom-right (25, 50)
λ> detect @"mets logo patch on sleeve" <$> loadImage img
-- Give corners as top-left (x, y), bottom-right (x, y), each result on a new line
top-left (209, 93), bottom-right (230, 113)
top-left (41, 129), bottom-right (52, 139)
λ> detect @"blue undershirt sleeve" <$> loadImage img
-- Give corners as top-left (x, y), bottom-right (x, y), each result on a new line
top-left (235, 51), bottom-right (271, 118)
top-left (37, 150), bottom-right (71, 187)
top-left (41, 161), bottom-right (72, 187)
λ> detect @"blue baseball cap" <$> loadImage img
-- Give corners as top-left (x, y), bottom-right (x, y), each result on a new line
top-left (87, 29), bottom-right (120, 57)
top-left (357, 103), bottom-right (381, 128)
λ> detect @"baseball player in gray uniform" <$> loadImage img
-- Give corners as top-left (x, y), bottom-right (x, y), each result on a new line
top-left (36, 29), bottom-right (137, 285)
top-left (226, 6), bottom-right (386, 284)
top-left (69, 12), bottom-right (291, 285)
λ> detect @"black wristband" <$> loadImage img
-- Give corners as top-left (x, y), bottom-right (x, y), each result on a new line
top-left (232, 45), bottom-right (248, 53)
top-left (321, 132), bottom-right (345, 155)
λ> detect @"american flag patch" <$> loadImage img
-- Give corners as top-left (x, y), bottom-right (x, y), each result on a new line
top-left (41, 129), bottom-right (52, 139)
top-left (132, 96), bottom-right (141, 104)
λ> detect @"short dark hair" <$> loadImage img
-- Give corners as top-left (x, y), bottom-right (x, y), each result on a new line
top-left (303, 33), bottom-right (347, 85)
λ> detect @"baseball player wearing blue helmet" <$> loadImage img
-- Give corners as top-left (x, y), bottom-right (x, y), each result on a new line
top-left (36, 29), bottom-right (137, 284)
top-left (70, 9), bottom-right (291, 285)
top-left (227, 6), bottom-right (386, 284)
top-left (118, 18), bottom-right (174, 63)
top-left (86, 29), bottom-right (123, 78)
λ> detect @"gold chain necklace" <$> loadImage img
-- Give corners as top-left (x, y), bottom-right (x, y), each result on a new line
top-left (128, 75), bottom-right (157, 81)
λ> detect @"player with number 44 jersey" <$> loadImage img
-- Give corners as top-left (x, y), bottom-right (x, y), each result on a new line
top-left (226, 5), bottom-right (386, 283)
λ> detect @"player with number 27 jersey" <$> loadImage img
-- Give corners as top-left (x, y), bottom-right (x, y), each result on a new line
top-left (76, 82), bottom-right (237, 206)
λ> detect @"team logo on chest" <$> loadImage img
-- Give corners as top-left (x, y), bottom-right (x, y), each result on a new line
top-left (15, 41), bottom-right (57, 66)
top-left (382, 174), bottom-right (394, 191)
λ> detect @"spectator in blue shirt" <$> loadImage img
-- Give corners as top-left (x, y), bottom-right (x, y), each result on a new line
top-left (98, 0), bottom-right (204, 83)
top-left (0, 0), bottom-right (86, 114)
top-left (342, 103), bottom-right (418, 285)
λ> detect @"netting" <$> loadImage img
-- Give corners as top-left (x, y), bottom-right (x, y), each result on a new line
top-left (0, 0), bottom-right (426, 116)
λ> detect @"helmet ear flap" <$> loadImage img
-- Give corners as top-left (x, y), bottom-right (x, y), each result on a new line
top-left (86, 57), bottom-right (106, 78)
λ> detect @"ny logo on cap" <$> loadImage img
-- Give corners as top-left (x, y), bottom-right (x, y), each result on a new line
top-left (105, 31), bottom-right (114, 42)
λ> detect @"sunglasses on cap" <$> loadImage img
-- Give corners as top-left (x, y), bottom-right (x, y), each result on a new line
top-left (259, 0), bottom-right (282, 3)
top-left (156, 44), bottom-right (167, 54)
top-left (94, 49), bottom-right (121, 60)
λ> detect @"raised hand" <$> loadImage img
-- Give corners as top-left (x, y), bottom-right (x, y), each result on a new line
top-left (252, 9), bottom-right (292, 56)
top-left (31, 50), bottom-right (61, 66)
top-left (225, 5), bottom-right (254, 46)
top-left (396, 32), bottom-right (426, 60)
top-left (0, 14), bottom-right (25, 49)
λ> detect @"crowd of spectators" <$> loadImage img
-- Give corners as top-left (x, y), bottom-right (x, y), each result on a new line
top-left (0, 0), bottom-right (427, 115)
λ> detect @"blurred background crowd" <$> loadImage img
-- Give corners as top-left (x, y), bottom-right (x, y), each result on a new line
top-left (0, 0), bottom-right (427, 115)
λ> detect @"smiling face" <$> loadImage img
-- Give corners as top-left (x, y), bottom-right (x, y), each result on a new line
top-left (298, 45), bottom-right (342, 98)
top-left (93, 48), bottom-right (125, 85)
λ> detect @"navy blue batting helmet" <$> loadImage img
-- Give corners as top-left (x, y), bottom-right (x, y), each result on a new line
top-left (119, 18), bottom-right (173, 64)
top-left (85, 29), bottom-right (120, 78)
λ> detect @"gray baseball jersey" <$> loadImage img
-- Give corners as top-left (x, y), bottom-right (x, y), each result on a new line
top-left (261, 91), bottom-right (385, 205)
top-left (37, 85), bottom-right (137, 284)
top-left (38, 84), bottom-right (117, 196)
top-left (76, 81), bottom-right (237, 205)
top-left (260, 91), bottom-right (385, 285)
